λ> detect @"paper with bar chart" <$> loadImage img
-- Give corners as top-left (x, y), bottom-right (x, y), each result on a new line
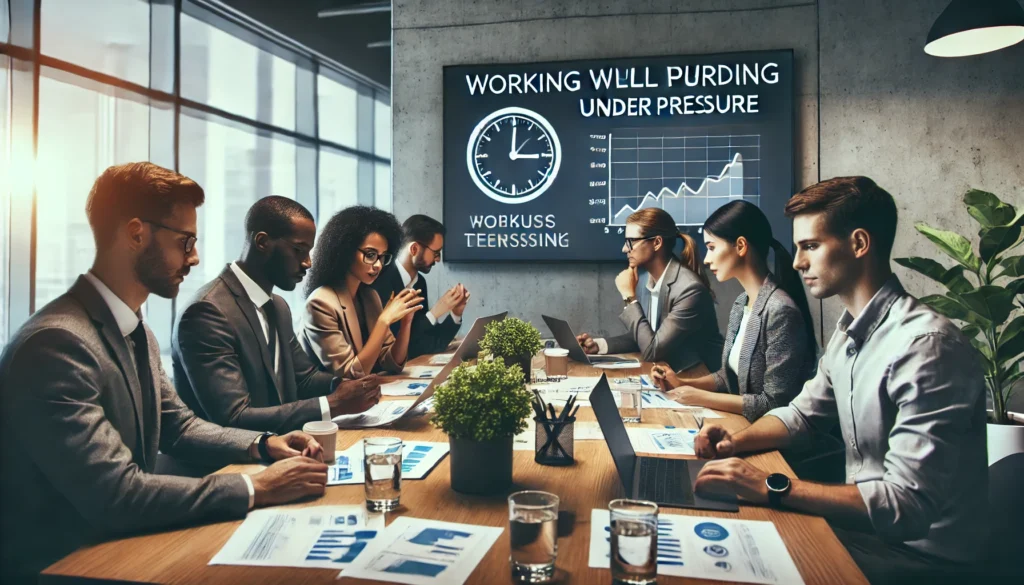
top-left (608, 130), bottom-right (761, 226)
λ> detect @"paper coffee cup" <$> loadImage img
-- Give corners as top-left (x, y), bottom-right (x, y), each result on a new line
top-left (544, 348), bottom-right (570, 377)
top-left (302, 421), bottom-right (339, 463)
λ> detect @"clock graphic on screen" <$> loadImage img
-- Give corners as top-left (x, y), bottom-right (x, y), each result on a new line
top-left (466, 106), bottom-right (561, 204)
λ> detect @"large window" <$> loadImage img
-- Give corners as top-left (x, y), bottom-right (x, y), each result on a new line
top-left (0, 0), bottom-right (390, 355)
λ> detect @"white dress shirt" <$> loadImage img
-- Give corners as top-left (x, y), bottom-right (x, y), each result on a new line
top-left (85, 271), bottom-right (261, 508)
top-left (727, 306), bottom-right (752, 375)
top-left (596, 268), bottom-right (667, 355)
top-left (396, 262), bottom-right (461, 325)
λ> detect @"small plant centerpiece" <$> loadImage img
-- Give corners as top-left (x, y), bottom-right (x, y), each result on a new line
top-left (479, 316), bottom-right (543, 381)
top-left (432, 358), bottom-right (533, 494)
top-left (895, 188), bottom-right (1024, 463)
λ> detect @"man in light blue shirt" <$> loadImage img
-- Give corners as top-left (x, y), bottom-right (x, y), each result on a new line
top-left (692, 177), bottom-right (988, 584)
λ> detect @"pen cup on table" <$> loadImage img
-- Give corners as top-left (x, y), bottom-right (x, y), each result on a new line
top-left (302, 421), bottom-right (338, 463)
top-left (508, 490), bottom-right (560, 583)
top-left (534, 416), bottom-right (575, 466)
top-left (363, 437), bottom-right (402, 512)
top-left (616, 382), bottom-right (642, 423)
top-left (608, 499), bottom-right (659, 585)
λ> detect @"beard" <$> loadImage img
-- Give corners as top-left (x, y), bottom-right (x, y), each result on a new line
top-left (412, 251), bottom-right (433, 273)
top-left (135, 242), bottom-right (185, 299)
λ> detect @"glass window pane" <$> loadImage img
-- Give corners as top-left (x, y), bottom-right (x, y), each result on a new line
top-left (0, 56), bottom-right (9, 347)
top-left (318, 74), bottom-right (357, 148)
top-left (177, 111), bottom-right (299, 319)
top-left (318, 148), bottom-right (359, 221)
top-left (1, 0), bottom-right (10, 43)
top-left (374, 99), bottom-right (391, 159)
top-left (35, 69), bottom-right (152, 310)
top-left (375, 163), bottom-right (391, 212)
top-left (181, 13), bottom-right (296, 130)
top-left (40, 0), bottom-right (150, 87)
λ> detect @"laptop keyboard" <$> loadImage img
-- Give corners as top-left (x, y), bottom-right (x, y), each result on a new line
top-left (637, 457), bottom-right (694, 505)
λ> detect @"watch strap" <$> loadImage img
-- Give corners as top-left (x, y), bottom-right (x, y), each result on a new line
top-left (256, 432), bottom-right (276, 463)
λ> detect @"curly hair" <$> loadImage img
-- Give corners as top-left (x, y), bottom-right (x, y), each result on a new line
top-left (305, 205), bottom-right (403, 297)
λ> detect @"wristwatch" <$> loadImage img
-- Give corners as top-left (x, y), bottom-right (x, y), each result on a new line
top-left (765, 473), bottom-right (792, 507)
top-left (623, 295), bottom-right (638, 307)
top-left (256, 432), bottom-right (277, 463)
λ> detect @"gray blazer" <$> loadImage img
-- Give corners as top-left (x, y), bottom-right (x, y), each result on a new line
top-left (714, 274), bottom-right (816, 422)
top-left (606, 258), bottom-right (724, 372)
top-left (0, 276), bottom-right (258, 580)
top-left (173, 265), bottom-right (337, 433)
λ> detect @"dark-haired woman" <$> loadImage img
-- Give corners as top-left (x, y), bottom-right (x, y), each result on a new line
top-left (577, 207), bottom-right (725, 372)
top-left (652, 200), bottom-right (816, 422)
top-left (300, 206), bottom-right (423, 380)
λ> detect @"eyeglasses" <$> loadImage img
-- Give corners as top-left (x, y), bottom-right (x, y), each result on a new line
top-left (624, 235), bottom-right (658, 251)
top-left (422, 243), bottom-right (443, 261)
top-left (359, 248), bottom-right (393, 266)
top-left (143, 220), bottom-right (197, 254)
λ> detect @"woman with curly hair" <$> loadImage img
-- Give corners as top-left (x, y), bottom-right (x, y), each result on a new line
top-left (299, 206), bottom-right (424, 379)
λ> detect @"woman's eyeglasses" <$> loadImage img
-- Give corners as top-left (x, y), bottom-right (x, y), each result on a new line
top-left (359, 248), bottom-right (393, 266)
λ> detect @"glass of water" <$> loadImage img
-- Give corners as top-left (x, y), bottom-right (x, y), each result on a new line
top-left (616, 383), bottom-right (643, 423)
top-left (508, 490), bottom-right (559, 583)
top-left (609, 499), bottom-right (658, 585)
top-left (363, 437), bottom-right (402, 512)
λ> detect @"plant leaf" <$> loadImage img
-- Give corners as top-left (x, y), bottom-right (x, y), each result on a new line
top-left (961, 324), bottom-right (981, 340)
top-left (1001, 255), bottom-right (1024, 278)
top-left (1000, 316), bottom-right (1024, 347)
top-left (979, 226), bottom-right (1022, 263)
top-left (964, 189), bottom-right (1016, 227)
top-left (915, 224), bottom-right (981, 272)
top-left (941, 266), bottom-right (975, 294)
top-left (1002, 369), bottom-right (1024, 389)
top-left (1007, 278), bottom-right (1024, 298)
top-left (997, 328), bottom-right (1024, 367)
top-left (894, 257), bottom-right (948, 282)
top-left (919, 294), bottom-right (991, 328)
top-left (957, 286), bottom-right (1016, 324)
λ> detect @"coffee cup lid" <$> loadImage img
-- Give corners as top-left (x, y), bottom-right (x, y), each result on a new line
top-left (303, 421), bottom-right (338, 433)
top-left (544, 348), bottom-right (570, 356)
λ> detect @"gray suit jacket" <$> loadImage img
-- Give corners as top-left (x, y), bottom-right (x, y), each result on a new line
top-left (173, 265), bottom-right (337, 433)
top-left (0, 276), bottom-right (258, 580)
top-left (606, 258), bottom-right (724, 372)
top-left (713, 275), bottom-right (816, 422)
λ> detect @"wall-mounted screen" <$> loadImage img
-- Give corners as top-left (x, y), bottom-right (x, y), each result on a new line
top-left (443, 50), bottom-right (794, 262)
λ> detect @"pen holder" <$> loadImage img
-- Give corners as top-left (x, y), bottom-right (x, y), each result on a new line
top-left (534, 416), bottom-right (575, 466)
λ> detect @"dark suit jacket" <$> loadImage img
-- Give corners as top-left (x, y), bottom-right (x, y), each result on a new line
top-left (606, 258), bottom-right (725, 372)
top-left (371, 263), bottom-right (461, 358)
top-left (712, 274), bottom-right (816, 422)
top-left (172, 265), bottom-right (336, 434)
top-left (0, 276), bottom-right (257, 581)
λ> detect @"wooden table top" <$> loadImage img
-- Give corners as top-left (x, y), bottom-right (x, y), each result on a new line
top-left (42, 354), bottom-right (867, 585)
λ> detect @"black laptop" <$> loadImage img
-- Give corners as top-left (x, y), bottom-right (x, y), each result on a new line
top-left (453, 312), bottom-right (508, 360)
top-left (541, 315), bottom-right (639, 365)
top-left (590, 375), bottom-right (739, 511)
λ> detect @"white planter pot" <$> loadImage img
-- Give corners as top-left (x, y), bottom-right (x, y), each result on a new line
top-left (987, 422), bottom-right (1024, 466)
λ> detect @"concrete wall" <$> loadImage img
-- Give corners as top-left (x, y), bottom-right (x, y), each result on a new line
top-left (392, 0), bottom-right (1024, 344)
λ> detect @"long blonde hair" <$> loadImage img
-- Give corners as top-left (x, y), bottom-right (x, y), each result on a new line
top-left (627, 208), bottom-right (712, 293)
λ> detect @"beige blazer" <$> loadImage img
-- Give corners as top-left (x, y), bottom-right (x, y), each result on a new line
top-left (300, 284), bottom-right (403, 379)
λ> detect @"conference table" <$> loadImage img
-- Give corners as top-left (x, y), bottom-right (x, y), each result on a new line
top-left (42, 352), bottom-right (868, 585)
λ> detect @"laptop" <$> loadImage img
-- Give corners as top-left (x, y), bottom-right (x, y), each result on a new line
top-left (590, 375), bottom-right (739, 511)
top-left (335, 313), bottom-right (506, 428)
top-left (542, 315), bottom-right (638, 365)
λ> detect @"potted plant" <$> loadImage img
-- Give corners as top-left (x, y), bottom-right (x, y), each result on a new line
top-left (432, 358), bottom-right (533, 494)
top-left (895, 189), bottom-right (1024, 465)
top-left (479, 316), bottom-right (543, 380)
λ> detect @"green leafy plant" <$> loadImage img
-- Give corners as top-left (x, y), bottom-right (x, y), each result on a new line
top-left (431, 358), bottom-right (533, 442)
top-left (479, 317), bottom-right (543, 361)
top-left (896, 189), bottom-right (1024, 425)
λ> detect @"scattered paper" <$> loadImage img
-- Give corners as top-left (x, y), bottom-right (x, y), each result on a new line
top-left (210, 506), bottom-right (384, 569)
top-left (612, 376), bottom-right (657, 390)
top-left (328, 442), bottom-right (448, 485)
top-left (628, 427), bottom-right (697, 455)
top-left (513, 418), bottom-right (535, 451)
top-left (429, 353), bottom-right (454, 365)
top-left (593, 360), bottom-right (642, 370)
top-left (400, 366), bottom-right (442, 379)
top-left (382, 380), bottom-right (432, 396)
top-left (588, 509), bottom-right (805, 584)
top-left (640, 390), bottom-right (683, 409)
top-left (575, 421), bottom-right (605, 440)
top-left (333, 400), bottom-right (429, 429)
top-left (340, 517), bottom-right (502, 585)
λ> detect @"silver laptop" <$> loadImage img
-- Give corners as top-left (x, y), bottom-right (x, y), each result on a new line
top-left (542, 315), bottom-right (638, 365)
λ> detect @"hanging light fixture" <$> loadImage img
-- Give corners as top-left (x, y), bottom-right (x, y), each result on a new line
top-left (925, 0), bottom-right (1024, 57)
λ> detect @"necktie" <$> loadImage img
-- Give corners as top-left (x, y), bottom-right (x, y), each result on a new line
top-left (261, 300), bottom-right (282, 404)
top-left (128, 322), bottom-right (156, 442)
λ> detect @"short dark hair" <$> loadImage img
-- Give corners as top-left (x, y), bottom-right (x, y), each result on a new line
top-left (85, 162), bottom-right (205, 248)
top-left (402, 214), bottom-right (446, 246)
top-left (245, 196), bottom-right (314, 239)
top-left (785, 176), bottom-right (898, 261)
top-left (305, 206), bottom-right (403, 297)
